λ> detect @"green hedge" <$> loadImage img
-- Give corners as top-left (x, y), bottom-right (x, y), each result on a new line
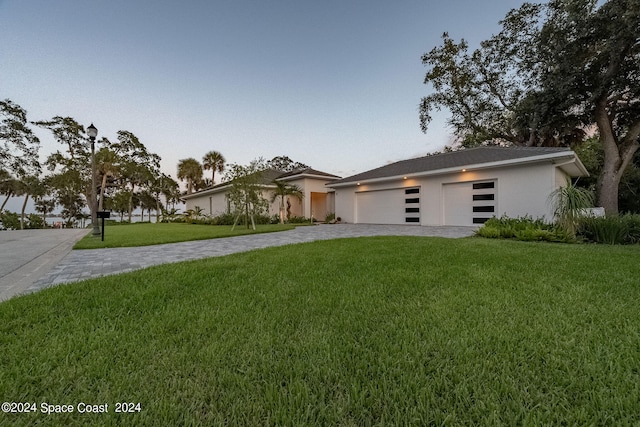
top-left (578, 214), bottom-right (640, 245)
top-left (475, 216), bottom-right (574, 243)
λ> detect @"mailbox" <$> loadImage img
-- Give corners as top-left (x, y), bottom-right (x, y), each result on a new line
top-left (97, 211), bottom-right (111, 219)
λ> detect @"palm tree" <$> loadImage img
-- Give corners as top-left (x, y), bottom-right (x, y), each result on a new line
top-left (177, 158), bottom-right (203, 195)
top-left (35, 198), bottom-right (56, 228)
top-left (202, 151), bottom-right (225, 184)
top-left (270, 181), bottom-right (304, 224)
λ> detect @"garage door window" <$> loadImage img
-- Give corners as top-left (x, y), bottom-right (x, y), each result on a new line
top-left (472, 181), bottom-right (496, 224)
top-left (405, 188), bottom-right (420, 223)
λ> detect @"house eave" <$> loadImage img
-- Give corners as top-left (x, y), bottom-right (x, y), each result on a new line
top-left (277, 173), bottom-right (340, 182)
top-left (328, 151), bottom-right (584, 188)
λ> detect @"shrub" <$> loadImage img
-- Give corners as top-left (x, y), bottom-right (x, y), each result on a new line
top-left (287, 215), bottom-right (313, 224)
top-left (548, 179), bottom-right (595, 236)
top-left (475, 216), bottom-right (574, 243)
top-left (26, 214), bottom-right (45, 229)
top-left (325, 212), bottom-right (336, 223)
top-left (578, 214), bottom-right (640, 245)
top-left (0, 211), bottom-right (20, 230)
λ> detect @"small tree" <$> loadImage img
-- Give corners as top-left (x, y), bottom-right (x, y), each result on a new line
top-left (549, 179), bottom-right (595, 237)
top-left (270, 181), bottom-right (304, 224)
top-left (225, 159), bottom-right (269, 230)
top-left (35, 198), bottom-right (56, 228)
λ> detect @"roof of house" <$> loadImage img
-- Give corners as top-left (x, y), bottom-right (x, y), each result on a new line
top-left (277, 167), bottom-right (341, 181)
top-left (182, 167), bottom-right (341, 200)
top-left (329, 146), bottom-right (588, 187)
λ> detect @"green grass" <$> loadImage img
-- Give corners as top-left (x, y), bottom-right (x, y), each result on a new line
top-left (1, 237), bottom-right (640, 425)
top-left (74, 222), bottom-right (297, 249)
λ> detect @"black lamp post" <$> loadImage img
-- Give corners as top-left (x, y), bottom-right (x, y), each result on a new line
top-left (87, 123), bottom-right (100, 236)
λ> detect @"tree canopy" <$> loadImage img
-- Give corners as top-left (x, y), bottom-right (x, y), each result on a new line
top-left (420, 0), bottom-right (640, 214)
top-left (0, 99), bottom-right (41, 178)
top-left (202, 150), bottom-right (226, 184)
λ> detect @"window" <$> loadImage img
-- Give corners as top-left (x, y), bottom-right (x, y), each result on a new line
top-left (473, 182), bottom-right (495, 190)
top-left (472, 181), bottom-right (496, 224)
top-left (473, 206), bottom-right (495, 213)
top-left (404, 187), bottom-right (420, 224)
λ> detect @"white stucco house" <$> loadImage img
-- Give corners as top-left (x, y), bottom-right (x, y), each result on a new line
top-left (182, 168), bottom-right (340, 221)
top-left (328, 147), bottom-right (588, 226)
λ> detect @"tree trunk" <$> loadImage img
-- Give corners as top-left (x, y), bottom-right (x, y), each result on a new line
top-left (595, 99), bottom-right (639, 215)
top-left (99, 174), bottom-right (108, 211)
top-left (20, 194), bottom-right (29, 230)
top-left (128, 183), bottom-right (135, 223)
top-left (0, 192), bottom-right (12, 212)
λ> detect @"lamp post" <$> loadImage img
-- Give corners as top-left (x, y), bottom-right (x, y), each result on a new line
top-left (87, 123), bottom-right (100, 236)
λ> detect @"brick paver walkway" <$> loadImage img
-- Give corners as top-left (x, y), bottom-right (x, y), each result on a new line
top-left (27, 224), bottom-right (476, 295)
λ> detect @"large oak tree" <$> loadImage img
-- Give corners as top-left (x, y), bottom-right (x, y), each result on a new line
top-left (420, 0), bottom-right (639, 215)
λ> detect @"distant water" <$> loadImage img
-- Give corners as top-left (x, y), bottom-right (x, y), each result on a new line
top-left (44, 214), bottom-right (160, 227)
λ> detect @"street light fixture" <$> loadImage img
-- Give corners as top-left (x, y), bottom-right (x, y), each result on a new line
top-left (87, 123), bottom-right (100, 236)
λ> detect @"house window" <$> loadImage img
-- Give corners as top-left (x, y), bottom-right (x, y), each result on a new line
top-left (405, 188), bottom-right (419, 194)
top-left (405, 198), bottom-right (419, 204)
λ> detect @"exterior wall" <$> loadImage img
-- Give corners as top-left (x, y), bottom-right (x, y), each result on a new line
top-left (184, 176), bottom-right (338, 221)
top-left (184, 189), bottom-right (280, 217)
top-left (287, 177), bottom-right (335, 220)
top-left (334, 162), bottom-right (562, 225)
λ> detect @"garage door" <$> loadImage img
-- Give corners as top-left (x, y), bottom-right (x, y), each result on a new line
top-left (443, 181), bottom-right (496, 226)
top-left (356, 187), bottom-right (421, 224)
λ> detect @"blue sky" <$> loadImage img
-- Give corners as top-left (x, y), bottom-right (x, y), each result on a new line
top-left (1, 0), bottom-right (526, 206)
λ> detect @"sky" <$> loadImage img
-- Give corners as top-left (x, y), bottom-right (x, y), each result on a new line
top-left (1, 0), bottom-right (527, 212)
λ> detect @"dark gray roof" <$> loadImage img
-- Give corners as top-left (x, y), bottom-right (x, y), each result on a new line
top-left (277, 167), bottom-right (341, 180)
top-left (331, 147), bottom-right (574, 185)
top-left (183, 168), bottom-right (340, 199)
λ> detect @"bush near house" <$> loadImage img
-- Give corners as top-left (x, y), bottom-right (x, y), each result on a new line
top-left (578, 214), bottom-right (640, 245)
top-left (475, 216), bottom-right (573, 243)
top-left (476, 214), bottom-right (640, 245)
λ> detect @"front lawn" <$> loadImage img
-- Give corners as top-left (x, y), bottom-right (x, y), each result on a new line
top-left (1, 237), bottom-right (639, 425)
top-left (74, 222), bottom-right (297, 249)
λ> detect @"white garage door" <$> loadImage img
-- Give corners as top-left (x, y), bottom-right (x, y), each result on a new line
top-left (355, 188), bottom-right (421, 224)
top-left (443, 181), bottom-right (496, 226)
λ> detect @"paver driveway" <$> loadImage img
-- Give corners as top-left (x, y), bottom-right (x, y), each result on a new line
top-left (2, 224), bottom-right (476, 300)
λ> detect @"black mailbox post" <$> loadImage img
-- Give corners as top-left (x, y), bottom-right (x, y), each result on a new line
top-left (96, 211), bottom-right (111, 241)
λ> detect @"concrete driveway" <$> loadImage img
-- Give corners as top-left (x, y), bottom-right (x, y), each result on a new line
top-left (0, 229), bottom-right (88, 301)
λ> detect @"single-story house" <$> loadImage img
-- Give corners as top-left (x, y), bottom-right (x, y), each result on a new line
top-left (182, 168), bottom-right (340, 221)
top-left (328, 147), bottom-right (588, 226)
